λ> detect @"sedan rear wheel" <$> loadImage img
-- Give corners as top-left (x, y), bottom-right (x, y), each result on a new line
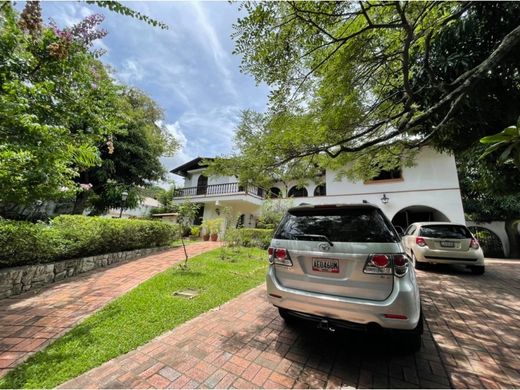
top-left (412, 253), bottom-right (426, 270)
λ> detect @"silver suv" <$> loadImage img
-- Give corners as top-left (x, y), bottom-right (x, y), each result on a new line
top-left (266, 204), bottom-right (423, 351)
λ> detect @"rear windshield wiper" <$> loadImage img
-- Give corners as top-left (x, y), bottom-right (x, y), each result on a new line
top-left (293, 234), bottom-right (334, 246)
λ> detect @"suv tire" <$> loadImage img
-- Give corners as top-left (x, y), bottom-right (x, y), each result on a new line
top-left (401, 310), bottom-right (423, 353)
top-left (470, 265), bottom-right (485, 275)
top-left (278, 308), bottom-right (297, 326)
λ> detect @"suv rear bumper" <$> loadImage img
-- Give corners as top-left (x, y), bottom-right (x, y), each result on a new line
top-left (266, 266), bottom-right (421, 331)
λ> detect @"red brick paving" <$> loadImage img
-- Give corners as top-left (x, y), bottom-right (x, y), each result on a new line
top-left (59, 259), bottom-right (520, 389)
top-left (0, 241), bottom-right (220, 378)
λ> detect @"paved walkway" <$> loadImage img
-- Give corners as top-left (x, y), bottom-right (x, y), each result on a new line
top-left (61, 259), bottom-right (520, 389)
top-left (0, 241), bottom-right (221, 377)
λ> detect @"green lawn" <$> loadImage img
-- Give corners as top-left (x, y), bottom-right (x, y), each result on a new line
top-left (0, 247), bottom-right (267, 389)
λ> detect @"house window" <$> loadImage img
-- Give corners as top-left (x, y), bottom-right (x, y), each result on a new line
top-left (369, 168), bottom-right (402, 182)
top-left (196, 175), bottom-right (208, 195)
top-left (288, 186), bottom-right (308, 197)
top-left (268, 187), bottom-right (282, 198)
top-left (314, 184), bottom-right (326, 196)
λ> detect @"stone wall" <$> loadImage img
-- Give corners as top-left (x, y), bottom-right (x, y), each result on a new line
top-left (0, 246), bottom-right (171, 299)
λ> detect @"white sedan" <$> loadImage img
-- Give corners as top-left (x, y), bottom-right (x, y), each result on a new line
top-left (401, 222), bottom-right (485, 274)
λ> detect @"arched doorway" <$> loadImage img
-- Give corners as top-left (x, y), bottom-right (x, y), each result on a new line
top-left (196, 175), bottom-right (208, 195)
top-left (314, 184), bottom-right (326, 196)
top-left (268, 187), bottom-right (282, 198)
top-left (391, 206), bottom-right (450, 231)
top-left (468, 226), bottom-right (505, 258)
top-left (288, 186), bottom-right (308, 197)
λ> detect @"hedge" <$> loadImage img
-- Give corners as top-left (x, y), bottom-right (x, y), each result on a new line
top-left (225, 228), bottom-right (274, 249)
top-left (0, 215), bottom-right (180, 268)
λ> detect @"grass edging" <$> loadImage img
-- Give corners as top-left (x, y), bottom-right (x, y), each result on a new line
top-left (0, 247), bottom-right (267, 389)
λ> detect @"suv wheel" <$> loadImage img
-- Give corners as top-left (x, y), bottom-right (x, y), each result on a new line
top-left (278, 308), bottom-right (297, 326)
top-left (412, 253), bottom-right (426, 270)
top-left (401, 310), bottom-right (423, 353)
top-left (470, 265), bottom-right (485, 275)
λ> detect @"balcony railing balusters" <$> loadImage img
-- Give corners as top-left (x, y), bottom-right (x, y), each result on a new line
top-left (173, 182), bottom-right (264, 199)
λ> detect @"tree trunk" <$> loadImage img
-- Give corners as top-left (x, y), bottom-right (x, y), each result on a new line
top-left (72, 191), bottom-right (89, 215)
top-left (505, 218), bottom-right (520, 258)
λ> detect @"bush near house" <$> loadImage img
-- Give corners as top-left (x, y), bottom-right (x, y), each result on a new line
top-left (0, 215), bottom-right (179, 268)
top-left (225, 228), bottom-right (274, 249)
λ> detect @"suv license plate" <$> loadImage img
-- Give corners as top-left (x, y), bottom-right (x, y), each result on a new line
top-left (312, 258), bottom-right (339, 273)
top-left (440, 241), bottom-right (455, 248)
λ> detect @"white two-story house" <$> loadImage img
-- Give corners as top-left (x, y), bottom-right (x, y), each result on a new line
top-left (170, 146), bottom-right (466, 232)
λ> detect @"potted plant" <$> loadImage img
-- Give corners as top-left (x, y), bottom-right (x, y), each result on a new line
top-left (201, 219), bottom-right (210, 241)
top-left (189, 226), bottom-right (201, 240)
top-left (207, 218), bottom-right (222, 241)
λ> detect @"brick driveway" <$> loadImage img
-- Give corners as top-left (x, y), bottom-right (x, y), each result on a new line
top-left (0, 241), bottom-right (221, 377)
top-left (61, 259), bottom-right (519, 389)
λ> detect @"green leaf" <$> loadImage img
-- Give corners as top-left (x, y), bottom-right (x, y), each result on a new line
top-left (498, 143), bottom-right (514, 163)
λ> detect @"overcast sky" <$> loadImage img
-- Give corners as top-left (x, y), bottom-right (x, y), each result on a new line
top-left (36, 1), bottom-right (270, 185)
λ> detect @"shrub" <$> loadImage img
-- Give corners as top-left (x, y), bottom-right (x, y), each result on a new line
top-left (190, 226), bottom-right (201, 236)
top-left (225, 228), bottom-right (274, 249)
top-left (0, 215), bottom-right (180, 268)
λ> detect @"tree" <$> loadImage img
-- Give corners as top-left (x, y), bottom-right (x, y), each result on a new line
top-left (0, 4), bottom-right (178, 219)
top-left (88, 1), bottom-right (168, 30)
top-left (176, 200), bottom-right (200, 268)
top-left (480, 116), bottom-right (520, 171)
top-left (458, 148), bottom-right (520, 258)
top-left (74, 88), bottom-right (179, 215)
top-left (409, 2), bottom-right (520, 152)
top-left (0, 3), bottom-right (122, 213)
top-left (214, 2), bottom-right (520, 183)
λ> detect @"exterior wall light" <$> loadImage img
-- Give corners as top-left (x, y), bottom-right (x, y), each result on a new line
top-left (381, 193), bottom-right (389, 204)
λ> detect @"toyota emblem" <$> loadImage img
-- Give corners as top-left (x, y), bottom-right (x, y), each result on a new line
top-left (319, 243), bottom-right (330, 251)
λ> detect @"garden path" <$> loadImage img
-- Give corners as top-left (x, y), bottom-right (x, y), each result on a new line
top-left (0, 241), bottom-right (221, 377)
top-left (61, 259), bottom-right (520, 389)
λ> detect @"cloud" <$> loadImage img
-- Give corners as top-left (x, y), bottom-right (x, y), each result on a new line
top-left (39, 1), bottom-right (271, 187)
top-left (164, 121), bottom-right (188, 148)
top-left (190, 2), bottom-right (237, 98)
top-left (117, 59), bottom-right (145, 83)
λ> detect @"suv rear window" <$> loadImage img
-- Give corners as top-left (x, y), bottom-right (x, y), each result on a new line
top-left (274, 207), bottom-right (398, 243)
top-left (419, 225), bottom-right (472, 239)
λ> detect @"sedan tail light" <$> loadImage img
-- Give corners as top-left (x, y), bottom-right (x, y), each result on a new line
top-left (470, 238), bottom-right (480, 249)
top-left (416, 237), bottom-right (427, 247)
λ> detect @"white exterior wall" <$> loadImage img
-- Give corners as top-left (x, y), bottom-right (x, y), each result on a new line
top-left (175, 146), bottom-right (466, 227)
top-left (268, 148), bottom-right (465, 224)
top-left (184, 169), bottom-right (237, 188)
top-left (325, 148), bottom-right (460, 196)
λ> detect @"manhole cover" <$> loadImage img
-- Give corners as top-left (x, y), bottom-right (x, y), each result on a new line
top-left (173, 289), bottom-right (200, 299)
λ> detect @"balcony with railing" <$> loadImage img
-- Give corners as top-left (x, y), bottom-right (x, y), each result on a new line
top-left (173, 182), bottom-right (264, 199)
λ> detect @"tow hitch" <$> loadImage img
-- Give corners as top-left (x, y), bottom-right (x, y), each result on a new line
top-left (317, 319), bottom-right (336, 332)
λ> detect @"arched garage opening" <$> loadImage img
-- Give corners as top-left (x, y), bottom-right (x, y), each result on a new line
top-left (468, 226), bottom-right (505, 258)
top-left (391, 205), bottom-right (450, 231)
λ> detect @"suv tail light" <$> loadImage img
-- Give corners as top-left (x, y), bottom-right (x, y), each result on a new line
top-left (416, 237), bottom-right (427, 247)
top-left (268, 247), bottom-right (293, 267)
top-left (392, 254), bottom-right (409, 276)
top-left (364, 254), bottom-right (392, 275)
top-left (364, 254), bottom-right (409, 277)
top-left (470, 238), bottom-right (480, 249)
